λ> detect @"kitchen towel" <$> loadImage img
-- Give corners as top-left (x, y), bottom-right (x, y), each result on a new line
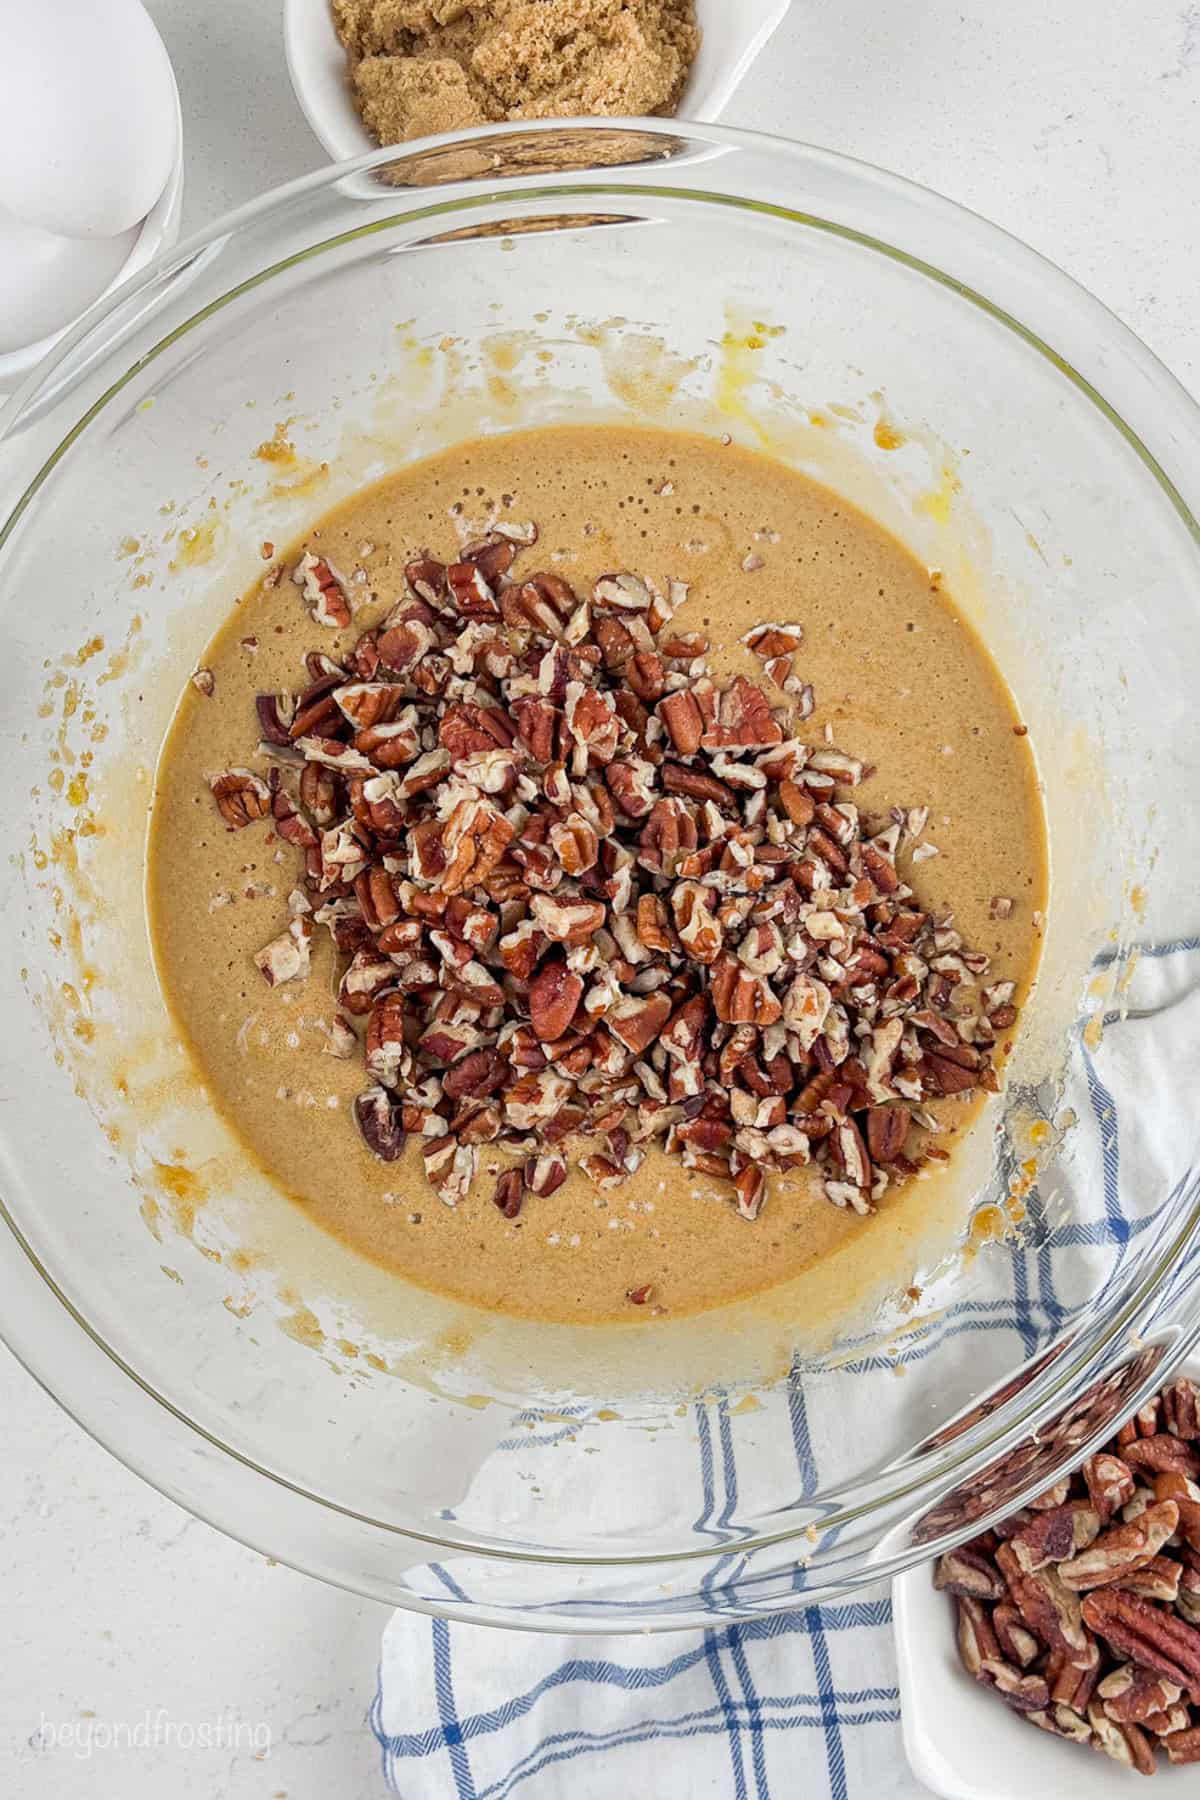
top-left (372, 938), bottom-right (1200, 1798)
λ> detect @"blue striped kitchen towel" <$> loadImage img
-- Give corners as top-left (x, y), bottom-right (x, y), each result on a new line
top-left (372, 940), bottom-right (1200, 1799)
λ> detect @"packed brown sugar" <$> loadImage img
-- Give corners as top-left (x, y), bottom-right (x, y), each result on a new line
top-left (149, 425), bottom-right (1046, 1325)
top-left (331, 0), bottom-right (701, 143)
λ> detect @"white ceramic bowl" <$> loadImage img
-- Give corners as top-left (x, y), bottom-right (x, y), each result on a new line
top-left (895, 1353), bottom-right (1200, 1798)
top-left (284, 0), bottom-right (793, 159)
top-left (0, 79), bottom-right (183, 393)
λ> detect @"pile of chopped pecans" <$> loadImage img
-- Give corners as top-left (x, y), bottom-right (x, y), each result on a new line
top-left (208, 525), bottom-right (1017, 1223)
top-left (936, 1375), bottom-right (1200, 1771)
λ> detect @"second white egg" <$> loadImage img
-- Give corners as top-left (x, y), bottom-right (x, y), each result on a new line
top-left (0, 0), bottom-right (177, 240)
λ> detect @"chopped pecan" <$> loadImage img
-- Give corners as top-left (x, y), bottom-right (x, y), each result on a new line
top-left (443, 1048), bottom-right (509, 1101)
top-left (710, 955), bottom-right (783, 1026)
top-left (592, 571), bottom-right (652, 613)
top-left (593, 614), bottom-right (636, 670)
top-left (463, 534), bottom-right (517, 584)
top-left (525, 1150), bottom-right (568, 1195)
top-left (440, 796), bottom-right (515, 894)
top-left (230, 523), bottom-right (1014, 1237)
top-left (661, 761), bottom-right (736, 809)
top-left (365, 992), bottom-right (410, 1088)
top-left (423, 1134), bottom-right (477, 1205)
top-left (564, 684), bottom-right (620, 767)
top-left (295, 552), bottom-right (351, 628)
top-left (354, 1085), bottom-right (405, 1161)
top-left (338, 949), bottom-right (397, 1015)
top-left (528, 959), bottom-right (584, 1042)
top-left (211, 768), bottom-right (271, 828)
top-left (640, 797), bottom-right (698, 876)
top-left (1155, 1473), bottom-right (1200, 1551)
top-left (605, 757), bottom-right (658, 819)
top-left (1031, 1479), bottom-right (1072, 1514)
top-left (446, 559), bottom-right (499, 619)
top-left (700, 676), bottom-right (782, 751)
top-left (253, 917), bottom-right (312, 986)
top-left (658, 688), bottom-right (705, 755)
top-left (865, 1104), bottom-right (910, 1163)
top-left (550, 812), bottom-right (600, 876)
top-left (1027, 1705), bottom-right (1093, 1743)
top-left (626, 652), bottom-right (665, 703)
top-left (1045, 1637), bottom-right (1101, 1712)
top-left (672, 881), bottom-right (723, 964)
top-left (256, 692), bottom-right (295, 743)
top-left (607, 991), bottom-right (672, 1055)
top-left (271, 781), bottom-right (318, 851)
top-left (636, 893), bottom-right (676, 953)
top-left (742, 622), bottom-right (804, 660)
top-left (530, 895), bottom-right (606, 945)
top-left (492, 1167), bottom-right (525, 1219)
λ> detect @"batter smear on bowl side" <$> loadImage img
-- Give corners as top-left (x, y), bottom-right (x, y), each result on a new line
top-left (149, 425), bottom-right (1046, 1323)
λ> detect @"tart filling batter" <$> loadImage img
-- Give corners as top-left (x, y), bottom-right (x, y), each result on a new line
top-left (149, 426), bottom-right (1046, 1324)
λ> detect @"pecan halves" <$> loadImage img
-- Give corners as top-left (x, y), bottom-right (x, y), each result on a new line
top-left (933, 1546), bottom-right (1006, 1600)
top-left (1084, 1452), bottom-right (1137, 1522)
top-left (1164, 1724), bottom-right (1200, 1763)
top-left (1098, 1664), bottom-right (1185, 1725)
top-left (955, 1595), bottom-right (1001, 1678)
top-left (1010, 1500), bottom-right (1101, 1573)
top-left (1057, 1501), bottom-right (1179, 1591)
top-left (996, 1545), bottom-right (1091, 1659)
top-left (1086, 1702), bottom-right (1157, 1775)
top-left (1125, 1436), bottom-right (1200, 1480)
top-left (1081, 1588), bottom-right (1200, 1698)
top-left (1164, 1379), bottom-right (1200, 1442)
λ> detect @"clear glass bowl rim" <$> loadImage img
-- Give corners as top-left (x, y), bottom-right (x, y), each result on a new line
top-left (3, 116), bottom-right (1200, 1626)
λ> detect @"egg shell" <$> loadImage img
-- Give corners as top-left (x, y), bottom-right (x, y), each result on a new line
top-left (0, 0), bottom-right (177, 240)
top-left (0, 204), bottom-right (138, 354)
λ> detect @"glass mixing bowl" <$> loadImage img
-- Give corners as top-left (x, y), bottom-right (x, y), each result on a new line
top-left (2, 121), bottom-right (1200, 1630)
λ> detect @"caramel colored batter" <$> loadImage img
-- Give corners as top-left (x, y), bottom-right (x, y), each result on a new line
top-left (149, 426), bottom-right (1046, 1324)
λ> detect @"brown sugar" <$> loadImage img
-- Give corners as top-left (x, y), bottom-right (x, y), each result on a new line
top-left (331, 0), bottom-right (701, 146)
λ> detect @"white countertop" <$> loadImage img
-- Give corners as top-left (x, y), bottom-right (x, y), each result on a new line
top-left (4, 2), bottom-right (1200, 1795)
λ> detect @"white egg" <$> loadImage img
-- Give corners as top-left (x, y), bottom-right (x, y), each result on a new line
top-left (0, 0), bottom-right (177, 241)
top-left (0, 203), bottom-right (138, 354)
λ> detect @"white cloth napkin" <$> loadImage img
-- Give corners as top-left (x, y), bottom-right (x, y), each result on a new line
top-left (373, 940), bottom-right (1200, 1798)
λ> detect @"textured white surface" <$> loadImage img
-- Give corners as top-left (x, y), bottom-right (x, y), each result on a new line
top-left (3, 1), bottom-right (1200, 1795)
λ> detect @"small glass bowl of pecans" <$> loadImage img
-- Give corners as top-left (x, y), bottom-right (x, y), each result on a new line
top-left (897, 1365), bottom-right (1200, 1793)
